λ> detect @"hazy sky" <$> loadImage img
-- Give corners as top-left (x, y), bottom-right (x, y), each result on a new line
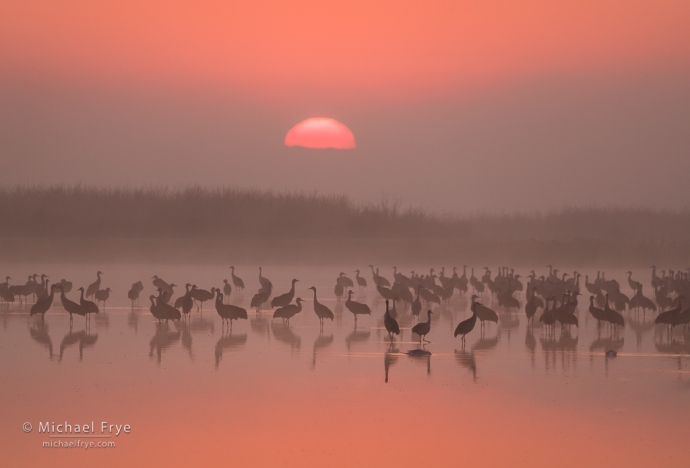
top-left (1, 1), bottom-right (689, 213)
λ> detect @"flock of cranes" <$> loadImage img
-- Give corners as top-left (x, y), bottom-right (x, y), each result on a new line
top-left (3, 265), bottom-right (690, 351)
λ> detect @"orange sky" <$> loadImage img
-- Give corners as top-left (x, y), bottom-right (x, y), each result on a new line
top-left (2, 0), bottom-right (689, 101)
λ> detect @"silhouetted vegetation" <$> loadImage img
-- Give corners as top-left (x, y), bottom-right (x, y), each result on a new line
top-left (1, 186), bottom-right (689, 265)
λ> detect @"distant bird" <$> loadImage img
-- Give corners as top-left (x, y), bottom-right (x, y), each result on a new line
top-left (152, 275), bottom-right (172, 294)
top-left (454, 299), bottom-right (478, 344)
top-left (474, 295), bottom-right (498, 328)
top-left (132, 281), bottom-right (144, 293)
top-left (223, 279), bottom-right (232, 299)
top-left (127, 286), bottom-right (140, 307)
top-left (250, 285), bottom-right (272, 313)
top-left (334, 278), bottom-right (345, 300)
top-left (588, 295), bottom-right (607, 328)
top-left (157, 290), bottom-right (181, 323)
top-left (85, 271), bottom-right (103, 299)
top-left (630, 285), bottom-right (657, 314)
top-left (339, 272), bottom-right (354, 289)
top-left (309, 286), bottom-right (334, 327)
top-left (345, 290), bottom-right (371, 323)
top-left (78, 287), bottom-right (99, 323)
top-left (161, 284), bottom-right (176, 304)
top-left (31, 284), bottom-right (58, 322)
top-left (383, 299), bottom-right (400, 340)
top-left (354, 269), bottom-right (367, 289)
top-left (59, 286), bottom-right (84, 323)
top-left (214, 290), bottom-right (248, 327)
top-left (627, 271), bottom-right (642, 293)
top-left (604, 294), bottom-right (625, 328)
top-left (539, 297), bottom-right (557, 331)
top-left (95, 288), bottom-right (112, 307)
top-left (411, 310), bottom-right (433, 344)
top-left (525, 287), bottom-right (539, 323)
top-left (376, 282), bottom-right (396, 301)
top-left (419, 286), bottom-right (441, 305)
top-left (273, 298), bottom-right (304, 325)
top-left (58, 279), bottom-right (73, 294)
top-left (190, 285), bottom-right (214, 311)
top-left (258, 267), bottom-right (272, 290)
top-left (411, 286), bottom-right (422, 320)
top-left (175, 284), bottom-right (195, 318)
top-left (230, 266), bottom-right (245, 291)
top-left (655, 295), bottom-right (684, 330)
top-left (149, 295), bottom-right (167, 323)
top-left (369, 265), bottom-right (390, 287)
top-left (271, 279), bottom-right (299, 308)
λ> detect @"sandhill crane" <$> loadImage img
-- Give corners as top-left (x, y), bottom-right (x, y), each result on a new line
top-left (539, 297), bottom-right (557, 332)
top-left (35, 274), bottom-right (49, 300)
top-left (273, 298), bottom-right (304, 325)
top-left (454, 299), bottom-right (478, 345)
top-left (223, 279), bottom-right (232, 300)
top-left (250, 284), bottom-right (272, 313)
top-left (474, 297), bottom-right (498, 328)
top-left (419, 286), bottom-right (441, 306)
top-left (604, 294), bottom-right (625, 328)
top-left (411, 285), bottom-right (422, 320)
top-left (411, 310), bottom-right (433, 344)
top-left (31, 284), bottom-right (58, 322)
top-left (149, 295), bottom-right (167, 323)
top-left (152, 275), bottom-right (172, 294)
top-left (55, 279), bottom-right (72, 295)
top-left (128, 286), bottom-right (140, 307)
top-left (627, 271), bottom-right (641, 292)
top-left (229, 266), bottom-right (245, 292)
top-left (158, 292), bottom-right (181, 323)
top-left (77, 287), bottom-right (99, 323)
top-left (369, 265), bottom-right (390, 287)
top-left (345, 290), bottom-right (371, 323)
top-left (655, 295), bottom-right (684, 331)
top-left (258, 267), bottom-right (272, 290)
top-left (95, 288), bottom-right (111, 307)
top-left (271, 279), bottom-right (299, 308)
top-left (190, 285), bottom-right (214, 312)
top-left (630, 285), bottom-right (657, 315)
top-left (86, 271), bottom-right (103, 299)
top-left (0, 275), bottom-right (10, 295)
top-left (589, 296), bottom-right (607, 328)
top-left (354, 269), bottom-right (367, 290)
top-left (175, 284), bottom-right (195, 318)
top-left (525, 287), bottom-right (539, 323)
top-left (376, 282), bottom-right (396, 301)
top-left (59, 286), bottom-right (84, 323)
top-left (214, 290), bottom-right (248, 328)
top-left (339, 272), bottom-right (354, 290)
top-left (334, 278), bottom-right (345, 300)
top-left (584, 275), bottom-right (599, 295)
top-left (309, 286), bottom-right (333, 327)
top-left (383, 300), bottom-right (400, 340)
top-left (388, 297), bottom-right (399, 319)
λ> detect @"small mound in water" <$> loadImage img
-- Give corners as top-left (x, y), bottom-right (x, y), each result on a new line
top-left (605, 350), bottom-right (618, 358)
top-left (407, 349), bottom-right (432, 357)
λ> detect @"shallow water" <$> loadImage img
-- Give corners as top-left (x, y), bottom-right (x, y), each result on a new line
top-left (2, 265), bottom-right (688, 467)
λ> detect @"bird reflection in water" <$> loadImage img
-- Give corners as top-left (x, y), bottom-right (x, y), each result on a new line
top-left (175, 320), bottom-right (194, 361)
top-left (525, 327), bottom-right (537, 369)
top-left (214, 330), bottom-right (247, 369)
top-left (59, 325), bottom-right (98, 362)
top-left (149, 323), bottom-right (180, 364)
top-left (454, 349), bottom-right (477, 382)
top-left (250, 314), bottom-right (270, 339)
top-left (128, 309), bottom-right (140, 334)
top-left (312, 331), bottom-right (334, 370)
top-left (406, 348), bottom-right (431, 376)
top-left (94, 310), bottom-right (109, 329)
top-left (345, 324), bottom-right (370, 352)
top-left (271, 322), bottom-right (301, 352)
top-left (384, 342), bottom-right (400, 383)
top-left (188, 315), bottom-right (215, 334)
top-left (628, 316), bottom-right (655, 350)
top-left (472, 332), bottom-right (499, 353)
top-left (541, 328), bottom-right (578, 373)
top-left (589, 333), bottom-right (623, 375)
top-left (29, 318), bottom-right (53, 360)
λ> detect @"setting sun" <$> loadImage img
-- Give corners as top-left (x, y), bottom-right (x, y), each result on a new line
top-left (284, 118), bottom-right (356, 149)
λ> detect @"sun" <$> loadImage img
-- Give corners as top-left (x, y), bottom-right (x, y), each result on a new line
top-left (284, 118), bottom-right (356, 149)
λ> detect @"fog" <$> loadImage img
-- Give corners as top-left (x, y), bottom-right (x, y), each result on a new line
top-left (2, 69), bottom-right (689, 214)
